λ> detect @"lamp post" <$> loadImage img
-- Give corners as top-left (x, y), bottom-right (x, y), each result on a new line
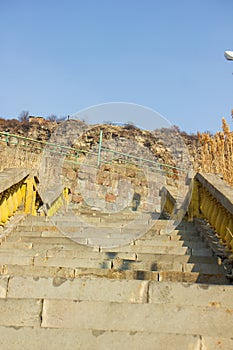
top-left (224, 51), bottom-right (233, 61)
top-left (225, 51), bottom-right (233, 121)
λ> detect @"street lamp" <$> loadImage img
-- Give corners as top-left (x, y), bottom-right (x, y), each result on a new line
top-left (224, 51), bottom-right (233, 61)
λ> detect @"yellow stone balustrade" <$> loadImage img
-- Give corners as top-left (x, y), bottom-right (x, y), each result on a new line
top-left (161, 172), bottom-right (233, 253)
top-left (0, 168), bottom-right (70, 225)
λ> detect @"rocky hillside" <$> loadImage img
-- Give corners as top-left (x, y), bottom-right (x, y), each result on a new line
top-left (0, 118), bottom-right (199, 168)
top-left (0, 117), bottom-right (200, 206)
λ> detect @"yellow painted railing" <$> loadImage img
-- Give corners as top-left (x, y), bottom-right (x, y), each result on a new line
top-left (0, 168), bottom-right (70, 225)
top-left (0, 169), bottom-right (29, 225)
top-left (39, 187), bottom-right (70, 217)
top-left (161, 172), bottom-right (233, 253)
top-left (193, 173), bottom-right (233, 252)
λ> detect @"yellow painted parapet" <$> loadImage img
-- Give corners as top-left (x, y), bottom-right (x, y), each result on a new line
top-left (196, 175), bottom-right (233, 252)
top-left (0, 168), bottom-right (70, 225)
top-left (161, 172), bottom-right (233, 253)
top-left (24, 177), bottom-right (37, 215)
top-left (160, 186), bottom-right (176, 215)
top-left (42, 187), bottom-right (70, 217)
top-left (0, 179), bottom-right (27, 225)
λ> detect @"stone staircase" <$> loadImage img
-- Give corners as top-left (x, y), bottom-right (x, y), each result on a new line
top-left (0, 207), bottom-right (232, 349)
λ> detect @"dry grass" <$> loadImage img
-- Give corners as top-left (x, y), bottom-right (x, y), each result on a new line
top-left (198, 118), bottom-right (233, 186)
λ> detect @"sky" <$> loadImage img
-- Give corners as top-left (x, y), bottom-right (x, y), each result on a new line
top-left (0, 0), bottom-right (233, 133)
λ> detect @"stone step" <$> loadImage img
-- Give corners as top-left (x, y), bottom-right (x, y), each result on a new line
top-left (134, 239), bottom-right (208, 249)
top-left (4, 277), bottom-right (233, 308)
top-left (40, 299), bottom-right (233, 337)
top-left (145, 233), bottom-right (203, 241)
top-left (0, 248), bottom-right (137, 261)
top-left (0, 248), bottom-right (223, 274)
top-left (17, 218), bottom-right (198, 232)
top-left (25, 211), bottom-right (139, 222)
top-left (159, 227), bottom-right (198, 235)
top-left (0, 298), bottom-right (42, 327)
top-left (33, 256), bottom-right (112, 269)
top-left (112, 260), bottom-right (225, 275)
top-left (158, 271), bottom-right (229, 284)
top-left (15, 224), bottom-right (200, 238)
top-left (8, 233), bottom-right (206, 250)
top-left (18, 218), bottom-right (138, 229)
top-left (1, 263), bottom-right (228, 284)
top-left (1, 327), bottom-right (231, 350)
top-left (0, 263), bottom-right (192, 282)
top-left (0, 245), bottom-right (220, 269)
top-left (6, 239), bottom-right (192, 255)
top-left (40, 250), bottom-right (219, 265)
top-left (149, 281), bottom-right (233, 307)
top-left (32, 256), bottom-right (178, 273)
top-left (1, 254), bottom-right (215, 275)
top-left (0, 264), bottom-right (76, 279)
top-left (116, 259), bottom-right (226, 275)
top-left (0, 254), bottom-right (33, 266)
top-left (102, 244), bottom-right (213, 256)
top-left (1, 239), bottom-right (214, 257)
top-left (10, 229), bottom-right (203, 242)
top-left (1, 241), bottom-right (99, 252)
top-left (7, 276), bottom-right (148, 302)
top-left (183, 263), bottom-right (226, 274)
top-left (136, 253), bottom-right (219, 265)
top-left (9, 236), bottom-right (90, 245)
top-left (52, 231), bottom-right (204, 242)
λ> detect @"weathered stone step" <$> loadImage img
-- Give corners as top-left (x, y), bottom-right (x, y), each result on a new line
top-left (150, 281), bottom-right (233, 307)
top-left (0, 298), bottom-right (42, 327)
top-left (7, 236), bottom-right (136, 247)
top-left (15, 223), bottom-right (200, 238)
top-left (1, 239), bottom-right (214, 258)
top-left (4, 239), bottom-right (192, 255)
top-left (17, 218), bottom-right (198, 232)
top-left (134, 240), bottom-right (208, 249)
top-left (0, 249), bottom-right (223, 274)
top-left (33, 256), bottom-right (113, 269)
top-left (0, 264), bottom-right (76, 279)
top-left (159, 227), bottom-right (198, 235)
top-left (1, 241), bottom-right (98, 252)
top-left (113, 259), bottom-right (225, 275)
top-left (7, 276), bottom-right (148, 302)
top-left (25, 211), bottom-right (138, 222)
top-left (18, 218), bottom-right (137, 229)
top-left (0, 254), bottom-right (214, 275)
top-left (4, 277), bottom-right (233, 308)
top-left (8, 235), bottom-right (209, 251)
top-left (144, 233), bottom-right (203, 241)
top-left (42, 250), bottom-right (218, 265)
top-left (0, 254), bottom-right (33, 266)
top-left (4, 236), bottom-right (87, 246)
top-left (2, 327), bottom-right (230, 350)
top-left (0, 247), bottom-right (137, 260)
top-left (41, 299), bottom-right (233, 337)
top-left (102, 244), bottom-right (213, 256)
top-left (31, 256), bottom-right (195, 274)
top-left (8, 232), bottom-right (206, 250)
top-left (1, 263), bottom-right (228, 284)
top-left (13, 226), bottom-right (203, 241)
top-left (183, 262), bottom-right (226, 274)
top-left (112, 260), bottom-right (225, 275)
top-left (158, 271), bottom-right (229, 284)
top-left (136, 253), bottom-right (219, 265)
top-left (0, 244), bottom-right (220, 268)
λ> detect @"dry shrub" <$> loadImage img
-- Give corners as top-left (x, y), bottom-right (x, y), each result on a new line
top-left (198, 118), bottom-right (233, 186)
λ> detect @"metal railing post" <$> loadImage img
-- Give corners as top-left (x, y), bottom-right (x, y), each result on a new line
top-left (97, 130), bottom-right (103, 167)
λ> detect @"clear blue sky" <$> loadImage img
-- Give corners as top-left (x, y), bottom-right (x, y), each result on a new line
top-left (1, 0), bottom-right (233, 133)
